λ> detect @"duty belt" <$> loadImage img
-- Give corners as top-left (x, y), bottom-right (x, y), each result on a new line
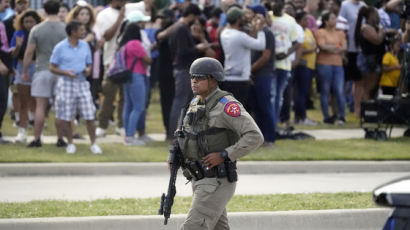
top-left (183, 160), bottom-right (237, 183)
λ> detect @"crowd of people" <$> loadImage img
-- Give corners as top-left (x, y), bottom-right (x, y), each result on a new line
top-left (0, 0), bottom-right (409, 152)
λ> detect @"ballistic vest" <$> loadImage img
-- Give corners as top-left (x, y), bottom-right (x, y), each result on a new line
top-left (178, 89), bottom-right (239, 162)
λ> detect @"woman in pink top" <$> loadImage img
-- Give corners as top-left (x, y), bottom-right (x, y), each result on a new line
top-left (315, 11), bottom-right (347, 125)
top-left (118, 23), bottom-right (152, 146)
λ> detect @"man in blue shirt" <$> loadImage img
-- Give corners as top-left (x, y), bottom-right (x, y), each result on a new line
top-left (49, 21), bottom-right (102, 155)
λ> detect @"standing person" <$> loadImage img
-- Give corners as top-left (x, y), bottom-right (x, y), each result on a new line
top-left (168, 3), bottom-right (208, 139)
top-left (57, 3), bottom-right (69, 23)
top-left (22, 0), bottom-right (66, 147)
top-left (294, 10), bottom-right (317, 125)
top-left (248, 4), bottom-right (276, 146)
top-left (155, 9), bottom-right (175, 140)
top-left (94, 0), bottom-right (126, 137)
top-left (270, 0), bottom-right (300, 127)
top-left (65, 3), bottom-right (97, 140)
top-left (206, 7), bottom-right (222, 60)
top-left (315, 11), bottom-right (347, 124)
top-left (0, 0), bottom-right (11, 145)
top-left (354, 6), bottom-right (385, 115)
top-left (220, 6), bottom-right (266, 107)
top-left (117, 23), bottom-right (152, 146)
top-left (49, 20), bottom-right (102, 154)
top-left (379, 38), bottom-right (401, 95)
top-left (178, 57), bottom-right (263, 229)
top-left (339, 0), bottom-right (366, 115)
top-left (304, 0), bottom-right (319, 33)
top-left (11, 10), bottom-right (42, 143)
top-left (4, 0), bottom-right (29, 43)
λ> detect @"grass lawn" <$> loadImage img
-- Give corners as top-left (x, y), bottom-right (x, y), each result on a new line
top-left (0, 192), bottom-right (377, 218)
top-left (1, 86), bottom-right (366, 138)
top-left (0, 137), bottom-right (409, 162)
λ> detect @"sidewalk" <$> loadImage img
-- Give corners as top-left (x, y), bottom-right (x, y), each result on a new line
top-left (3, 128), bottom-right (407, 144)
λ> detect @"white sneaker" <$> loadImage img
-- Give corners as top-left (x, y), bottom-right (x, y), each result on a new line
top-left (15, 128), bottom-right (27, 143)
top-left (66, 144), bottom-right (76, 154)
top-left (95, 127), bottom-right (106, 138)
top-left (115, 127), bottom-right (125, 136)
top-left (124, 137), bottom-right (145, 146)
top-left (138, 135), bottom-right (154, 143)
top-left (90, 143), bottom-right (102, 154)
top-left (302, 118), bottom-right (317, 126)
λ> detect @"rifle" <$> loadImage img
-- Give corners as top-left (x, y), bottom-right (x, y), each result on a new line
top-left (159, 109), bottom-right (186, 225)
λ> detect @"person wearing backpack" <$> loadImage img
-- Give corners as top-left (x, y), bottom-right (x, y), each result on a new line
top-left (118, 22), bottom-right (152, 146)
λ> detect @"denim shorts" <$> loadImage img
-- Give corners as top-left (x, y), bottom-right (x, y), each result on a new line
top-left (14, 62), bottom-right (35, 86)
top-left (356, 53), bottom-right (381, 73)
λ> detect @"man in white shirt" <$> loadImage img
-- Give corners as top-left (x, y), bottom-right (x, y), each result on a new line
top-left (220, 6), bottom-right (265, 107)
top-left (270, 0), bottom-right (299, 127)
top-left (94, 0), bottom-right (126, 137)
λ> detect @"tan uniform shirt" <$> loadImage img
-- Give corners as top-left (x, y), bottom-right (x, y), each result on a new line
top-left (203, 89), bottom-right (264, 161)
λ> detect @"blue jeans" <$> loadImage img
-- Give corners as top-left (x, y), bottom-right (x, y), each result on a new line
top-left (344, 80), bottom-right (354, 113)
top-left (273, 69), bottom-right (290, 125)
top-left (123, 73), bottom-right (147, 137)
top-left (293, 66), bottom-right (313, 120)
top-left (317, 65), bottom-right (345, 120)
top-left (253, 73), bottom-right (276, 142)
top-left (168, 68), bottom-right (192, 136)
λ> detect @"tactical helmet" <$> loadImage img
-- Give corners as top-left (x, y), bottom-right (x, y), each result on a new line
top-left (189, 57), bottom-right (224, 82)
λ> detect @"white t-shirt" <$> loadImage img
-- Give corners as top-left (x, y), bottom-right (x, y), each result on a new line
top-left (221, 28), bottom-right (265, 81)
top-left (270, 13), bottom-right (299, 71)
top-left (95, 7), bottom-right (121, 66)
top-left (125, 2), bottom-right (145, 16)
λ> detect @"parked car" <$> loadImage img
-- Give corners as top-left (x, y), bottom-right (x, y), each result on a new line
top-left (373, 176), bottom-right (410, 230)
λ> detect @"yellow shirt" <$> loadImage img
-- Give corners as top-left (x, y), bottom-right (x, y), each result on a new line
top-left (380, 52), bottom-right (400, 87)
top-left (301, 28), bottom-right (317, 70)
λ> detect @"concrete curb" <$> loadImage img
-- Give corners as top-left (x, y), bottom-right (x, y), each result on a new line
top-left (0, 209), bottom-right (391, 230)
top-left (0, 161), bottom-right (410, 177)
top-left (1, 161), bottom-right (410, 176)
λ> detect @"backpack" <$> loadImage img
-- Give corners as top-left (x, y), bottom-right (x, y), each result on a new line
top-left (107, 46), bottom-right (138, 84)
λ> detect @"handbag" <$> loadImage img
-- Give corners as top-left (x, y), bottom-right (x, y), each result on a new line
top-left (107, 46), bottom-right (138, 84)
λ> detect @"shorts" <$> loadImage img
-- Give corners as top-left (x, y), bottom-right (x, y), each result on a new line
top-left (31, 70), bottom-right (57, 98)
top-left (14, 62), bottom-right (35, 86)
top-left (55, 77), bottom-right (96, 121)
top-left (356, 53), bottom-right (381, 74)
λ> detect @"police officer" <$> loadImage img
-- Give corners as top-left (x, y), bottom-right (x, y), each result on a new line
top-left (178, 57), bottom-right (263, 230)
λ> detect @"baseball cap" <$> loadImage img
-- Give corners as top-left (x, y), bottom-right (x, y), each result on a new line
top-left (226, 7), bottom-right (243, 24)
top-left (246, 4), bottom-right (266, 16)
top-left (127, 10), bottom-right (151, 23)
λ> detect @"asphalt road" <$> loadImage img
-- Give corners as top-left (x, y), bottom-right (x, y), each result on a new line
top-left (1, 172), bottom-right (408, 202)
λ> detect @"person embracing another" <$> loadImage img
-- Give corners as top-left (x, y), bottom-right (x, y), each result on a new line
top-left (177, 57), bottom-right (263, 229)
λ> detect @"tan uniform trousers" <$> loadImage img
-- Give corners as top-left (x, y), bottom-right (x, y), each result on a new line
top-left (181, 177), bottom-right (236, 230)
top-left (97, 73), bottom-right (124, 129)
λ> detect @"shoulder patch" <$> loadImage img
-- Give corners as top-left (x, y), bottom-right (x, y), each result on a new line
top-left (224, 102), bottom-right (241, 117)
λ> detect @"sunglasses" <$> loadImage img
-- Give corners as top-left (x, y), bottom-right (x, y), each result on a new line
top-left (190, 75), bottom-right (210, 81)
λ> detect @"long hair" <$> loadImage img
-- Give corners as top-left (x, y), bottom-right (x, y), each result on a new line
top-left (65, 4), bottom-right (96, 31)
top-left (118, 22), bottom-right (142, 49)
top-left (354, 6), bottom-right (378, 48)
top-left (319, 10), bottom-right (333, 29)
top-left (14, 9), bottom-right (43, 31)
